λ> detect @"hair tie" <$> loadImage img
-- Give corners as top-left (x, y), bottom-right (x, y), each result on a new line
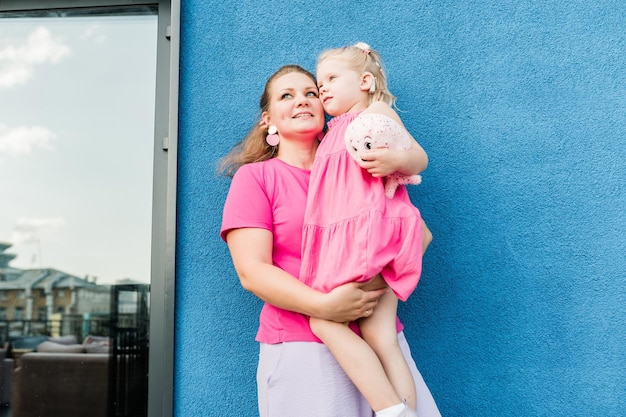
top-left (353, 42), bottom-right (372, 55)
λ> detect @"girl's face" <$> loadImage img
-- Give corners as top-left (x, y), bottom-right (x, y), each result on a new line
top-left (316, 58), bottom-right (369, 117)
top-left (263, 72), bottom-right (325, 142)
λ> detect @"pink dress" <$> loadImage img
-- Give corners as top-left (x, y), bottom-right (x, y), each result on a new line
top-left (300, 111), bottom-right (424, 301)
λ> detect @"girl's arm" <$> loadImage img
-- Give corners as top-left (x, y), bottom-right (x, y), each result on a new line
top-left (359, 101), bottom-right (428, 177)
top-left (358, 102), bottom-right (434, 254)
top-left (226, 227), bottom-right (387, 322)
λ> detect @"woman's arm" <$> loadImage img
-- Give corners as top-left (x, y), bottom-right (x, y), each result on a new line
top-left (226, 227), bottom-right (387, 322)
top-left (359, 101), bottom-right (428, 177)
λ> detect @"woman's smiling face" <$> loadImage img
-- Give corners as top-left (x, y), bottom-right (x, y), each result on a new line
top-left (263, 72), bottom-right (325, 141)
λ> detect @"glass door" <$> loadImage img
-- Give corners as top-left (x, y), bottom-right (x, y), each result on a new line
top-left (0, 4), bottom-right (171, 415)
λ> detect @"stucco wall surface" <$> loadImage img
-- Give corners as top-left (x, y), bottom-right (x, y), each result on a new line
top-left (175, 1), bottom-right (626, 416)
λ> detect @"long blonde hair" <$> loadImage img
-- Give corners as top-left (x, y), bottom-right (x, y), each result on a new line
top-left (218, 65), bottom-right (317, 177)
top-left (317, 42), bottom-right (395, 106)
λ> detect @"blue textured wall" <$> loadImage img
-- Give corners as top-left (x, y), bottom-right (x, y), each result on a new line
top-left (175, 1), bottom-right (626, 416)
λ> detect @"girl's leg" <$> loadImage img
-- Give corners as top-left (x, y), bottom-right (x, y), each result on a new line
top-left (397, 332), bottom-right (442, 417)
top-left (309, 317), bottom-right (402, 412)
top-left (359, 291), bottom-right (417, 409)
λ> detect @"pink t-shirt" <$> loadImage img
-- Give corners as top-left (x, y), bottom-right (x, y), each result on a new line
top-left (221, 157), bottom-right (402, 344)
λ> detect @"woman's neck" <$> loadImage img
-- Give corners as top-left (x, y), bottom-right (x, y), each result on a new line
top-left (276, 139), bottom-right (319, 169)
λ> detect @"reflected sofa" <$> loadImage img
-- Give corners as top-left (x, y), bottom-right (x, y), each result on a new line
top-left (0, 349), bottom-right (13, 405)
top-left (11, 352), bottom-right (109, 417)
top-left (9, 335), bottom-right (110, 417)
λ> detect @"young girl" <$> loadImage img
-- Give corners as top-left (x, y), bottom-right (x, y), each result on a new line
top-left (300, 43), bottom-right (431, 417)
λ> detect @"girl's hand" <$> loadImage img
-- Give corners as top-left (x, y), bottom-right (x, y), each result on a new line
top-left (357, 147), bottom-right (407, 178)
top-left (318, 281), bottom-right (388, 322)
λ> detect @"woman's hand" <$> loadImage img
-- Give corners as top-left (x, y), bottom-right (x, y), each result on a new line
top-left (315, 278), bottom-right (388, 323)
top-left (228, 228), bottom-right (389, 322)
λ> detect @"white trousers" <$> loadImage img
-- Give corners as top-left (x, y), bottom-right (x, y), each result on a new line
top-left (257, 332), bottom-right (442, 417)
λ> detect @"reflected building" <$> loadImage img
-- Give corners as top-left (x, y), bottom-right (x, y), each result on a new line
top-left (0, 242), bottom-right (110, 338)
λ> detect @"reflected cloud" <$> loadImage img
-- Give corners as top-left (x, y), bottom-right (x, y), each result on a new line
top-left (0, 124), bottom-right (56, 157)
top-left (11, 216), bottom-right (65, 245)
top-left (80, 24), bottom-right (108, 44)
top-left (0, 26), bottom-right (71, 88)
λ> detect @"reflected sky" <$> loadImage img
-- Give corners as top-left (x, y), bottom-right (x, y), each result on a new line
top-left (0, 15), bottom-right (157, 284)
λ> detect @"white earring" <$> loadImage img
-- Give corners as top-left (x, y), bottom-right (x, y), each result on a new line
top-left (266, 125), bottom-right (279, 146)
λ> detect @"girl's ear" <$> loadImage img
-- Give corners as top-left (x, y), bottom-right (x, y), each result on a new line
top-left (360, 71), bottom-right (375, 92)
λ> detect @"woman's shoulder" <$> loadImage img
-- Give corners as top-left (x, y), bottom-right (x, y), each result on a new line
top-left (235, 158), bottom-right (280, 175)
top-left (234, 158), bottom-right (308, 182)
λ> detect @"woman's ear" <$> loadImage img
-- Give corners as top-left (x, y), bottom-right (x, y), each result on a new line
top-left (260, 112), bottom-right (271, 128)
top-left (360, 72), bottom-right (375, 93)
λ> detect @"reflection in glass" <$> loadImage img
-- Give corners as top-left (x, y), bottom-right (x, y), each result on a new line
top-left (0, 11), bottom-right (157, 417)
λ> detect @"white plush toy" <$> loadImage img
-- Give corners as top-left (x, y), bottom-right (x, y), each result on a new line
top-left (345, 113), bottom-right (422, 198)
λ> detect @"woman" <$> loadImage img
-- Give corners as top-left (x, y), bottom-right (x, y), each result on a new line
top-left (220, 65), bottom-right (440, 417)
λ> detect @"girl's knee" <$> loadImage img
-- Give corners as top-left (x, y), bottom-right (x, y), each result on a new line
top-left (364, 330), bottom-right (401, 354)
